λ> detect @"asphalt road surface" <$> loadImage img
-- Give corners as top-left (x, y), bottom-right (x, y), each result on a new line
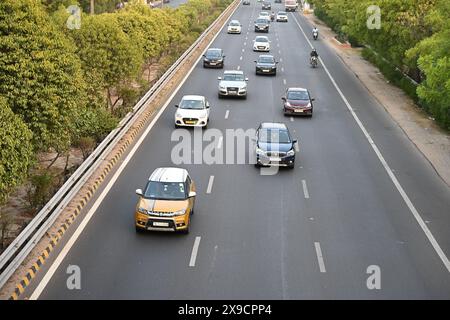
top-left (25, 1), bottom-right (450, 299)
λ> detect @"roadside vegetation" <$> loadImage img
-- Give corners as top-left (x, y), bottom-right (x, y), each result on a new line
top-left (309, 0), bottom-right (450, 131)
top-left (0, 0), bottom-right (233, 250)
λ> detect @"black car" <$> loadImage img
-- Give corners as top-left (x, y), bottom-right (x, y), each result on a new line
top-left (255, 122), bottom-right (297, 169)
top-left (203, 48), bottom-right (225, 68)
top-left (254, 18), bottom-right (269, 33)
top-left (262, 1), bottom-right (271, 10)
top-left (243, 0), bottom-right (250, 4)
top-left (274, 0), bottom-right (281, 3)
top-left (255, 55), bottom-right (278, 75)
top-left (282, 87), bottom-right (314, 116)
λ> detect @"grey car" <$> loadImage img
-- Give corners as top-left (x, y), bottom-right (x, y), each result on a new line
top-left (254, 17), bottom-right (269, 33)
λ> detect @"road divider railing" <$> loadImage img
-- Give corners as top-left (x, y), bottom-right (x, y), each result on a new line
top-left (0, 0), bottom-right (240, 299)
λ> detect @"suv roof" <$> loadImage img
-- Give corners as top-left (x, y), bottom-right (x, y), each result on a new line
top-left (149, 167), bottom-right (188, 183)
top-left (224, 70), bottom-right (244, 75)
top-left (260, 122), bottom-right (288, 130)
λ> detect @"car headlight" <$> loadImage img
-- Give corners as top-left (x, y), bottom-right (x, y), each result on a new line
top-left (138, 207), bottom-right (147, 214)
top-left (173, 209), bottom-right (186, 216)
top-left (256, 148), bottom-right (265, 155)
top-left (287, 149), bottom-right (295, 156)
top-left (285, 102), bottom-right (291, 107)
top-left (204, 58), bottom-right (209, 62)
top-left (219, 85), bottom-right (226, 90)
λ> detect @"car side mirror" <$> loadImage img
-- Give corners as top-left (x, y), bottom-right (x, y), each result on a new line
top-left (206, 103), bottom-right (210, 108)
top-left (136, 189), bottom-right (143, 196)
top-left (276, 61), bottom-right (279, 64)
top-left (218, 76), bottom-right (222, 80)
top-left (292, 139), bottom-right (298, 144)
top-left (254, 60), bottom-right (257, 63)
top-left (282, 97), bottom-right (286, 101)
top-left (188, 191), bottom-right (196, 198)
top-left (245, 77), bottom-right (249, 81)
top-left (174, 104), bottom-right (179, 108)
top-left (311, 98), bottom-right (315, 101)
top-left (202, 54), bottom-right (205, 57)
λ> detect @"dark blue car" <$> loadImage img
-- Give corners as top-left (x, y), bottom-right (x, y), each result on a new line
top-left (255, 122), bottom-right (297, 169)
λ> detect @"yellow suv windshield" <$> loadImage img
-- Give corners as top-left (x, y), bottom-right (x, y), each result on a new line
top-left (144, 181), bottom-right (187, 200)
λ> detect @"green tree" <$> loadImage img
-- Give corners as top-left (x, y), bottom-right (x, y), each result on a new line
top-left (0, 0), bottom-right (87, 152)
top-left (0, 97), bottom-right (34, 206)
top-left (69, 12), bottom-right (143, 112)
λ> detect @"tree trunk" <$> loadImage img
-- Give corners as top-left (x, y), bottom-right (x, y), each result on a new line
top-left (90, 0), bottom-right (95, 14)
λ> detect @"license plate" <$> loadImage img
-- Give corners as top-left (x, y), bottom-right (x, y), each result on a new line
top-left (263, 70), bottom-right (270, 72)
top-left (210, 62), bottom-right (216, 65)
top-left (153, 222), bottom-right (169, 227)
top-left (229, 91), bottom-right (237, 94)
top-left (294, 109), bottom-right (304, 113)
top-left (270, 157), bottom-right (281, 162)
top-left (185, 121), bottom-right (195, 124)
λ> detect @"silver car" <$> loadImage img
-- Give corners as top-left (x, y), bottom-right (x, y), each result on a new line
top-left (218, 70), bottom-right (248, 99)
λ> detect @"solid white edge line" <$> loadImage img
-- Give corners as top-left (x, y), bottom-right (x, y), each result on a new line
top-left (189, 236), bottom-right (202, 267)
top-left (29, 4), bottom-right (242, 300)
top-left (302, 179), bottom-right (309, 199)
top-left (292, 13), bottom-right (450, 273)
top-left (314, 242), bottom-right (327, 273)
top-left (217, 136), bottom-right (223, 149)
top-left (206, 176), bottom-right (215, 194)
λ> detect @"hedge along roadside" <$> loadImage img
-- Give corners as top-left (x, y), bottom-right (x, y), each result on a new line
top-left (308, 0), bottom-right (450, 131)
top-left (0, 0), bottom-right (240, 299)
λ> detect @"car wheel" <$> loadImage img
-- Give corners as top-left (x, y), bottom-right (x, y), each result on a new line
top-left (273, 71), bottom-right (277, 76)
top-left (218, 93), bottom-right (223, 99)
top-left (288, 163), bottom-right (295, 169)
top-left (135, 226), bottom-right (144, 233)
top-left (181, 220), bottom-right (190, 234)
top-left (242, 94), bottom-right (247, 100)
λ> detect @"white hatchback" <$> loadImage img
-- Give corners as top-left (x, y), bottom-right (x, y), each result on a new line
top-left (227, 20), bottom-right (242, 34)
top-left (174, 95), bottom-right (210, 128)
top-left (253, 36), bottom-right (270, 52)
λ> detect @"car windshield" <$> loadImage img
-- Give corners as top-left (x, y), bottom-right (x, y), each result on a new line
top-left (255, 37), bottom-right (268, 42)
top-left (256, 19), bottom-right (267, 23)
top-left (230, 21), bottom-right (240, 26)
top-left (206, 50), bottom-right (222, 58)
top-left (179, 99), bottom-right (204, 109)
top-left (278, 12), bottom-right (286, 15)
top-left (144, 181), bottom-right (186, 200)
top-left (223, 73), bottom-right (245, 81)
top-left (287, 90), bottom-right (309, 100)
top-left (258, 56), bottom-right (274, 63)
top-left (259, 128), bottom-right (291, 144)
top-left (259, 12), bottom-right (269, 16)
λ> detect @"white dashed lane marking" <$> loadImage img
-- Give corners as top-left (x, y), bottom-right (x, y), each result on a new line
top-left (206, 176), bottom-right (214, 194)
top-left (314, 242), bottom-right (327, 273)
top-left (302, 180), bottom-right (310, 199)
top-left (225, 110), bottom-right (230, 119)
top-left (189, 236), bottom-right (202, 267)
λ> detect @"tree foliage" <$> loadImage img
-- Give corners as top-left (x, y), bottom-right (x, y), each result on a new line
top-left (0, 0), bottom-right (87, 151)
top-left (0, 97), bottom-right (34, 206)
top-left (310, 0), bottom-right (450, 130)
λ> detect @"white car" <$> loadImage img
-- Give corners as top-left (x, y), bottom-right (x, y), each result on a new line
top-left (276, 11), bottom-right (288, 22)
top-left (227, 20), bottom-right (242, 34)
top-left (174, 95), bottom-right (210, 128)
top-left (218, 70), bottom-right (248, 99)
top-left (253, 36), bottom-right (270, 52)
top-left (258, 12), bottom-right (271, 23)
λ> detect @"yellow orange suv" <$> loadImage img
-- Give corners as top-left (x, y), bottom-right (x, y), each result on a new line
top-left (135, 167), bottom-right (196, 234)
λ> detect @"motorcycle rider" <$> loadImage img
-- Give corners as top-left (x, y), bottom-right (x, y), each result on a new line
top-left (310, 48), bottom-right (319, 65)
top-left (270, 11), bottom-right (275, 21)
top-left (312, 26), bottom-right (319, 39)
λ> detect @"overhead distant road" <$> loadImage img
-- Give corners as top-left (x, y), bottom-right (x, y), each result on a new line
top-left (22, 1), bottom-right (450, 299)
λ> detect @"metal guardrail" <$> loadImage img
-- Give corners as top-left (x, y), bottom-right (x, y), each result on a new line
top-left (0, 0), bottom-right (238, 291)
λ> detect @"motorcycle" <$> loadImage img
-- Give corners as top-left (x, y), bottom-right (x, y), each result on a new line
top-left (310, 56), bottom-right (318, 68)
top-left (313, 31), bottom-right (318, 40)
top-left (270, 13), bottom-right (275, 22)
